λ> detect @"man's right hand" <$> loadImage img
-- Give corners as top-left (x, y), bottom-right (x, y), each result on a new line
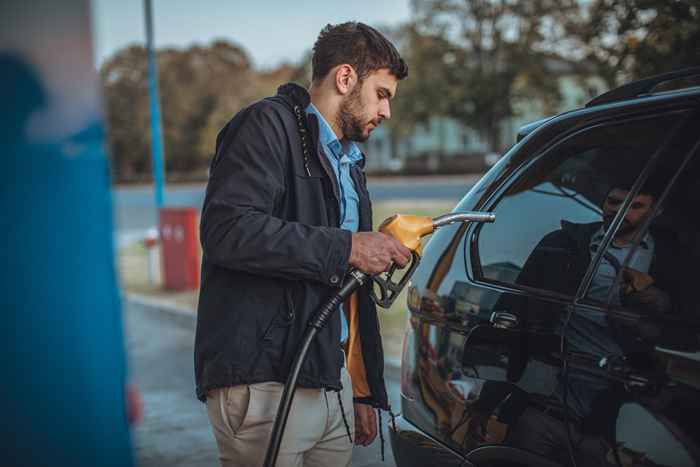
top-left (349, 232), bottom-right (411, 275)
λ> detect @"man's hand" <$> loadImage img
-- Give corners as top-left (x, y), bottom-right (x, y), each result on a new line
top-left (621, 267), bottom-right (654, 294)
top-left (349, 232), bottom-right (411, 275)
top-left (353, 402), bottom-right (377, 446)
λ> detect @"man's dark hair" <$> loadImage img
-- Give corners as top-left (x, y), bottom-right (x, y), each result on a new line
top-left (311, 22), bottom-right (408, 83)
top-left (610, 168), bottom-right (663, 201)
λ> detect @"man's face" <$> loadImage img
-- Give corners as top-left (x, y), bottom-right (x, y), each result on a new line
top-left (337, 68), bottom-right (397, 142)
top-left (602, 188), bottom-right (655, 237)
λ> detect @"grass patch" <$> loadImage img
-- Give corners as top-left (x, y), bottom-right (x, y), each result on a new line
top-left (117, 200), bottom-right (455, 359)
top-left (118, 241), bottom-right (200, 310)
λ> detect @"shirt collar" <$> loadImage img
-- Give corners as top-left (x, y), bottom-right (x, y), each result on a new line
top-left (590, 226), bottom-right (652, 250)
top-left (306, 103), bottom-right (362, 164)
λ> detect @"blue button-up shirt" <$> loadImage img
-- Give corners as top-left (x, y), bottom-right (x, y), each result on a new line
top-left (562, 228), bottom-right (655, 418)
top-left (588, 228), bottom-right (655, 306)
top-left (306, 103), bottom-right (362, 342)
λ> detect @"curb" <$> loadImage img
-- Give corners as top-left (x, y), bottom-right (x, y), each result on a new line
top-left (123, 292), bottom-right (403, 375)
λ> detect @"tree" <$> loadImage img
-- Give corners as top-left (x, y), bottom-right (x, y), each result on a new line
top-left (411, 0), bottom-right (576, 150)
top-left (378, 23), bottom-right (457, 160)
top-left (561, 0), bottom-right (700, 86)
top-left (100, 46), bottom-right (151, 180)
top-left (100, 41), bottom-right (302, 181)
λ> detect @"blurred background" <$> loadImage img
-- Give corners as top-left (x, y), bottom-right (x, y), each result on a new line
top-left (96, 2), bottom-right (699, 465)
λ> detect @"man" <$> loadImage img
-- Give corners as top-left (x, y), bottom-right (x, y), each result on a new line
top-left (194, 22), bottom-right (410, 467)
top-left (508, 180), bottom-right (681, 466)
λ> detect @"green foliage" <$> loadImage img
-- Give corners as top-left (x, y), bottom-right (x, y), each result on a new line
top-left (397, 0), bottom-right (578, 151)
top-left (101, 4), bottom-right (699, 182)
top-left (101, 41), bottom-right (303, 182)
top-left (100, 46), bottom-right (150, 180)
top-left (380, 22), bottom-right (458, 158)
top-left (561, 0), bottom-right (700, 86)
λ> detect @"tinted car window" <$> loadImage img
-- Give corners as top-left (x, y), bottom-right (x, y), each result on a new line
top-left (559, 117), bottom-right (700, 465)
top-left (476, 113), bottom-right (684, 298)
top-left (584, 136), bottom-right (700, 320)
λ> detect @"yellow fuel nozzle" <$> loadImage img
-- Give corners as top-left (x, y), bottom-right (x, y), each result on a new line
top-left (370, 211), bottom-right (495, 309)
top-left (378, 214), bottom-right (434, 256)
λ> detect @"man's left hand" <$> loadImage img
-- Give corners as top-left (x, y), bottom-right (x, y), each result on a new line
top-left (353, 402), bottom-right (377, 446)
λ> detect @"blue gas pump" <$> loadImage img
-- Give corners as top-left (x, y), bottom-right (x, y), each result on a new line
top-left (0, 1), bottom-right (135, 465)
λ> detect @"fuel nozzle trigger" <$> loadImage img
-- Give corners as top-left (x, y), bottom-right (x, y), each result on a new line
top-left (368, 212), bottom-right (496, 309)
top-left (370, 250), bottom-right (421, 308)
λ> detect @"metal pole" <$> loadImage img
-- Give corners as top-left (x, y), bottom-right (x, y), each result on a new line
top-left (144, 0), bottom-right (165, 208)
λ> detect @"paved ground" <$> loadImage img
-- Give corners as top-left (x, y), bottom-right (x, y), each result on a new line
top-left (125, 296), bottom-right (402, 467)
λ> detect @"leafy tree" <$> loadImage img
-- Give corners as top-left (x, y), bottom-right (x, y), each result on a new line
top-left (100, 46), bottom-right (151, 180)
top-left (100, 41), bottom-right (301, 181)
top-left (411, 0), bottom-right (576, 150)
top-left (561, 0), bottom-right (700, 86)
top-left (386, 24), bottom-right (454, 131)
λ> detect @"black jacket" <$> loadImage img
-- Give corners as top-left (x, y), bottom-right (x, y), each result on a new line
top-left (194, 83), bottom-right (388, 408)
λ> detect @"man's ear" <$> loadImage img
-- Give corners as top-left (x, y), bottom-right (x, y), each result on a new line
top-left (335, 64), bottom-right (358, 96)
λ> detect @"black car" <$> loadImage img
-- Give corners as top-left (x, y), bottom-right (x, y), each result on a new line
top-left (389, 68), bottom-right (700, 467)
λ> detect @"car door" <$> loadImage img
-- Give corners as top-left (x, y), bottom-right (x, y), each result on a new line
top-left (564, 110), bottom-right (700, 467)
top-left (400, 106), bottom-right (696, 465)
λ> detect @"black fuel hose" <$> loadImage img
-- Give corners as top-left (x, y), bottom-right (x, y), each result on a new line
top-left (263, 269), bottom-right (369, 467)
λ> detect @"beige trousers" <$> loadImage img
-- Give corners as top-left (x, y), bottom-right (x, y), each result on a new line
top-left (206, 367), bottom-right (354, 467)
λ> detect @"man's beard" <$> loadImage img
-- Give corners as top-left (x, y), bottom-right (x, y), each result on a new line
top-left (337, 84), bottom-right (372, 142)
top-left (604, 215), bottom-right (637, 237)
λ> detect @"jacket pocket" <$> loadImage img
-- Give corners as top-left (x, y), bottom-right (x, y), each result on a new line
top-left (260, 284), bottom-right (296, 342)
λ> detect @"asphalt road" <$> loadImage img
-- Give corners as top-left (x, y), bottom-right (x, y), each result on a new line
top-left (125, 297), bottom-right (402, 467)
top-left (113, 176), bottom-right (478, 246)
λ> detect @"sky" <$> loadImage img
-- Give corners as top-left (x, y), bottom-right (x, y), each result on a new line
top-left (91, 0), bottom-right (413, 69)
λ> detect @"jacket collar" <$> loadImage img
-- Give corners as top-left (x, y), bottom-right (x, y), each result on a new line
top-left (277, 82), bottom-right (367, 169)
top-left (561, 220), bottom-right (603, 249)
top-left (277, 82), bottom-right (310, 108)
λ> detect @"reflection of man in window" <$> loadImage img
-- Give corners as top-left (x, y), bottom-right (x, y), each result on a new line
top-left (517, 180), bottom-right (674, 315)
top-left (588, 185), bottom-right (670, 312)
top-left (508, 180), bottom-right (680, 466)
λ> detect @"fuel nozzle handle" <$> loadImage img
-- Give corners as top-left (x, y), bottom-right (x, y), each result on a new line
top-left (371, 211), bottom-right (495, 308)
top-left (378, 211), bottom-right (495, 254)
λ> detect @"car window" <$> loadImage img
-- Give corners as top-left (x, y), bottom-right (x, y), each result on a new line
top-left (561, 115), bottom-right (700, 446)
top-left (584, 133), bottom-right (700, 320)
top-left (475, 112), bottom-right (685, 298)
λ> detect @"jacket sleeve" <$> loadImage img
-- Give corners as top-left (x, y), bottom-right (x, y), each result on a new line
top-left (200, 103), bottom-right (351, 286)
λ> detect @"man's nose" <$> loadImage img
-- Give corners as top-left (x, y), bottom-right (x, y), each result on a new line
top-left (379, 101), bottom-right (391, 120)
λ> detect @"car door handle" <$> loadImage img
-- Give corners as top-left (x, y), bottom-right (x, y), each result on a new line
top-left (490, 311), bottom-right (519, 329)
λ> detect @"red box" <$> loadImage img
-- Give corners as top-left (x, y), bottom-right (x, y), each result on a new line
top-left (159, 207), bottom-right (200, 290)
